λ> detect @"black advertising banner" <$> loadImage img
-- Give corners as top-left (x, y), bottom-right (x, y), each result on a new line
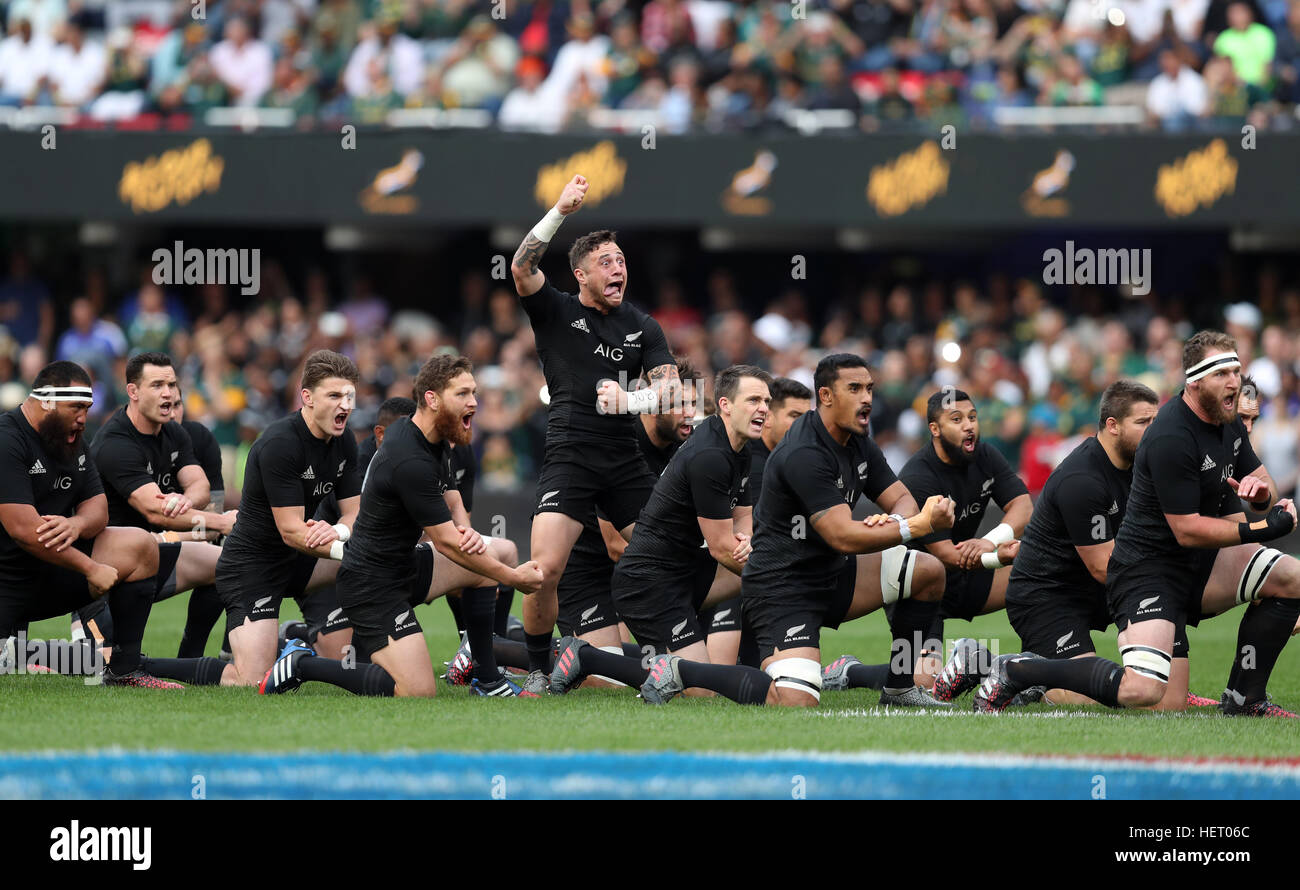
top-left (1, 129), bottom-right (1293, 228)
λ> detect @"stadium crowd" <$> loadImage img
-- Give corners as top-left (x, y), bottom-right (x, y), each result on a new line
top-left (0, 0), bottom-right (1298, 132)
top-left (1, 245), bottom-right (1298, 504)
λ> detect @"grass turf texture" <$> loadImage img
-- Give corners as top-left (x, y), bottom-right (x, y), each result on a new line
top-left (1, 594), bottom-right (1298, 757)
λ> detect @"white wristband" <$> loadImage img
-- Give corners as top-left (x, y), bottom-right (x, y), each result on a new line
top-left (332, 523), bottom-right (351, 543)
top-left (982, 523), bottom-right (1014, 547)
top-left (329, 540), bottom-right (345, 561)
top-left (627, 387), bottom-right (659, 415)
top-left (891, 514), bottom-right (912, 543)
top-left (531, 207), bottom-right (565, 243)
top-left (981, 550), bottom-right (1006, 570)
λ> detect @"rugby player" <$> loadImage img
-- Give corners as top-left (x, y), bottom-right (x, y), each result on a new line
top-left (700, 377), bottom-right (810, 668)
top-left (640, 354), bottom-right (954, 708)
top-left (548, 365), bottom-right (770, 694)
top-left (0, 361), bottom-right (178, 688)
top-left (260, 355), bottom-right (543, 697)
top-left (1237, 376), bottom-right (1260, 433)
top-left (142, 350), bottom-right (364, 687)
top-left (823, 387), bottom-right (1030, 695)
top-left (511, 173), bottom-right (680, 691)
top-left (977, 332), bottom-right (1300, 716)
top-left (75, 354), bottom-right (235, 664)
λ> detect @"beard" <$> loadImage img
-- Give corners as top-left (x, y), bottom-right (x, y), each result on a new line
top-left (939, 431), bottom-right (977, 465)
top-left (652, 414), bottom-right (681, 443)
top-left (434, 408), bottom-right (471, 446)
top-left (37, 413), bottom-right (80, 463)
top-left (1195, 385), bottom-right (1236, 425)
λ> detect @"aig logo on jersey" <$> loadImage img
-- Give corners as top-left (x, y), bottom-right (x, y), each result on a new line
top-left (54, 476), bottom-right (73, 490)
top-left (593, 342), bottom-right (625, 362)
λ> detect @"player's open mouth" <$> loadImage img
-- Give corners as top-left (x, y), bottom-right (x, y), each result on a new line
top-left (67, 430), bottom-right (80, 444)
top-left (462, 412), bottom-right (474, 430)
top-left (749, 416), bottom-right (765, 434)
top-left (962, 435), bottom-right (976, 452)
top-left (604, 281), bottom-right (623, 297)
top-left (856, 407), bottom-right (871, 424)
top-left (334, 411), bottom-right (348, 428)
top-left (1223, 395), bottom-right (1236, 412)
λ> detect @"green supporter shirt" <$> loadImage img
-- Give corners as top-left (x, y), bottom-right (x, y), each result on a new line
top-left (1214, 24), bottom-right (1277, 86)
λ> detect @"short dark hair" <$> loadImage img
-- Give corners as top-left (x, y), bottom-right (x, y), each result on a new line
top-left (640, 356), bottom-right (703, 388)
top-left (32, 360), bottom-right (91, 391)
top-left (414, 355), bottom-right (473, 406)
top-left (715, 364), bottom-right (773, 405)
top-left (1098, 380), bottom-right (1158, 429)
top-left (301, 349), bottom-right (359, 391)
top-left (568, 229), bottom-right (619, 272)
top-left (377, 396), bottom-right (416, 427)
top-left (926, 387), bottom-right (973, 425)
top-left (813, 353), bottom-right (868, 395)
top-left (769, 377), bottom-right (811, 408)
top-left (126, 351), bottom-right (172, 386)
top-left (1240, 374), bottom-right (1259, 402)
top-left (1183, 330), bottom-right (1237, 373)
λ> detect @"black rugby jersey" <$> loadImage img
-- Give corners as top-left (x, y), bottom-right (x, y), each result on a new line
top-left (520, 279), bottom-right (674, 445)
top-left (898, 440), bottom-right (1027, 550)
top-left (91, 407), bottom-right (199, 530)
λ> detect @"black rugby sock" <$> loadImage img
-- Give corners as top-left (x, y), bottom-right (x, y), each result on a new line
top-left (106, 578), bottom-right (154, 674)
top-left (492, 637), bottom-right (530, 670)
top-left (1007, 656), bottom-right (1124, 707)
top-left (178, 584), bottom-right (223, 658)
top-left (444, 593), bottom-right (466, 634)
top-left (141, 656), bottom-right (227, 685)
top-left (464, 586), bottom-right (503, 683)
top-left (845, 662), bottom-right (891, 690)
top-left (525, 631), bottom-right (554, 673)
top-left (676, 660), bottom-right (772, 705)
top-left (622, 641), bottom-right (643, 659)
top-left (494, 585), bottom-right (514, 637)
top-left (1227, 598), bottom-right (1300, 702)
top-left (296, 657), bottom-right (396, 696)
top-left (886, 598), bottom-right (938, 691)
top-left (566, 644), bottom-right (647, 688)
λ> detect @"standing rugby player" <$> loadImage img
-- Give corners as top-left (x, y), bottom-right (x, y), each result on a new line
top-left (511, 173), bottom-right (679, 690)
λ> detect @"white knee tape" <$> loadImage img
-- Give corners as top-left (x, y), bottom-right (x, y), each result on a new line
top-left (1237, 547), bottom-right (1285, 605)
top-left (765, 656), bottom-right (822, 701)
top-left (1120, 644), bottom-right (1171, 684)
top-left (879, 544), bottom-right (918, 605)
top-left (591, 646), bottom-right (628, 687)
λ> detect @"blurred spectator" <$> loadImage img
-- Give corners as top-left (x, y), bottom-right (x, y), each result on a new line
top-left (343, 15), bottom-right (424, 98)
top-left (47, 20), bottom-right (105, 107)
top-left (428, 15), bottom-right (519, 110)
top-left (55, 297), bottom-right (126, 386)
top-left (210, 15), bottom-right (273, 106)
top-left (0, 17), bottom-right (54, 105)
top-left (1147, 48), bottom-right (1207, 125)
top-left (543, 13), bottom-right (610, 101)
top-left (0, 250), bottom-right (53, 350)
top-left (1212, 1), bottom-right (1276, 95)
top-left (7, 0), bottom-right (67, 39)
top-left (499, 54), bottom-right (566, 131)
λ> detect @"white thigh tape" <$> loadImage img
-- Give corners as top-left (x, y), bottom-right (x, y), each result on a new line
top-left (1121, 644), bottom-right (1171, 684)
top-left (765, 656), bottom-right (822, 701)
top-left (880, 544), bottom-right (918, 605)
top-left (1237, 547), bottom-right (1284, 605)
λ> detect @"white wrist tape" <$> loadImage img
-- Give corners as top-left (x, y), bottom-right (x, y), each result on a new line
top-left (890, 514), bottom-right (912, 543)
top-left (332, 523), bottom-right (351, 543)
top-left (531, 207), bottom-right (565, 242)
top-left (981, 550), bottom-right (1006, 570)
top-left (627, 388), bottom-right (659, 415)
top-left (982, 523), bottom-right (1014, 547)
top-left (329, 540), bottom-right (345, 561)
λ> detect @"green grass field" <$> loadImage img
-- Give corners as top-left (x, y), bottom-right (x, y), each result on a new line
top-left (2, 593), bottom-right (1298, 759)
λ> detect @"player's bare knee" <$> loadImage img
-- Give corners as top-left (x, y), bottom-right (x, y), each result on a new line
top-left (771, 685), bottom-right (818, 707)
top-left (1118, 643), bottom-right (1172, 707)
top-left (1118, 670), bottom-right (1165, 707)
top-left (397, 677), bottom-right (437, 698)
top-left (490, 537), bottom-right (518, 568)
top-left (913, 553), bottom-right (945, 602)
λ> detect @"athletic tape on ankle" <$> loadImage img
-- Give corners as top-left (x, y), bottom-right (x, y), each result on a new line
top-left (1120, 644), bottom-right (1171, 683)
top-left (879, 545), bottom-right (917, 605)
top-left (1237, 546), bottom-right (1284, 605)
top-left (765, 657), bottom-right (822, 701)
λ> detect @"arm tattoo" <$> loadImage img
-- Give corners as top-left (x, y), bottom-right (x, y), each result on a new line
top-left (512, 233), bottom-right (548, 276)
top-left (809, 507), bottom-right (832, 525)
top-left (646, 363), bottom-right (681, 407)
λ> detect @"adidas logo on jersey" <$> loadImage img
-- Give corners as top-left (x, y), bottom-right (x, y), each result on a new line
top-left (1108, 500), bottom-right (1119, 514)
top-left (28, 460), bottom-right (45, 475)
top-left (1201, 455), bottom-right (1217, 472)
top-left (301, 466), bottom-right (315, 480)
top-left (571, 318), bottom-right (590, 333)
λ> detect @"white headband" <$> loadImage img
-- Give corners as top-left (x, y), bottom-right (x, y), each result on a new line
top-left (1185, 352), bottom-right (1240, 383)
top-left (30, 385), bottom-right (94, 405)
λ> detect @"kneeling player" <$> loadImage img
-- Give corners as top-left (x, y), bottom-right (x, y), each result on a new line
top-left (547, 365), bottom-right (769, 694)
top-left (978, 333), bottom-right (1300, 716)
top-left (0, 362), bottom-right (178, 688)
top-left (260, 355), bottom-right (542, 697)
top-left (638, 355), bottom-right (954, 708)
